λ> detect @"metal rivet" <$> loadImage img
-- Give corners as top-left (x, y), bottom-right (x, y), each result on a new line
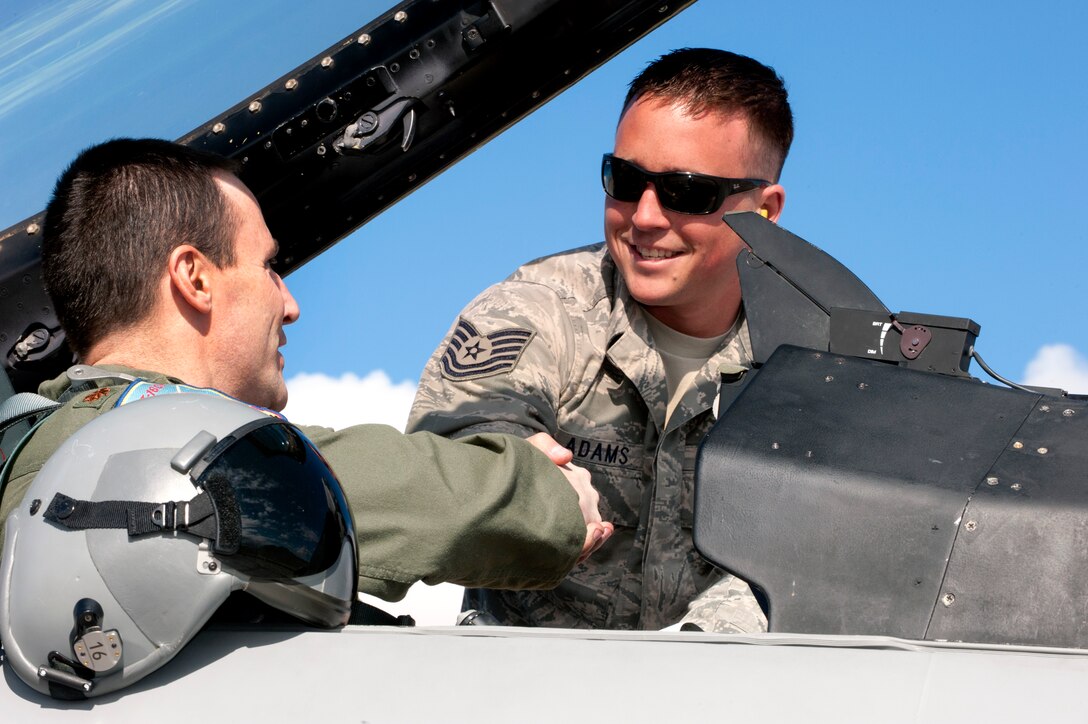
top-left (1012, 441), bottom-right (1024, 449)
top-left (316, 145), bottom-right (327, 156)
top-left (531, 90), bottom-right (541, 99)
top-left (941, 593), bottom-right (955, 606)
top-left (425, 39), bottom-right (435, 49)
top-left (264, 140), bottom-right (272, 149)
top-left (964, 520), bottom-right (977, 531)
top-left (407, 173), bottom-right (417, 182)
top-left (207, 561), bottom-right (218, 572)
top-left (1063, 409), bottom-right (1076, 417)
top-left (358, 33), bottom-right (371, 45)
top-left (986, 476), bottom-right (999, 486)
top-left (248, 100), bottom-right (261, 113)
top-left (26, 223), bottom-right (40, 235)
top-left (409, 48), bottom-right (420, 60)
top-left (321, 56), bottom-right (333, 68)
top-left (824, 375), bottom-right (834, 383)
top-left (212, 122), bottom-right (226, 134)
top-left (857, 382), bottom-right (868, 390)
top-left (395, 10), bottom-right (407, 22)
top-left (1038, 447), bottom-right (1048, 455)
top-left (835, 358), bottom-right (846, 365)
top-left (390, 62), bottom-right (400, 73)
top-left (813, 352), bottom-right (823, 359)
top-left (771, 442), bottom-right (780, 450)
top-left (1010, 483), bottom-right (1022, 491)
top-left (804, 450), bottom-right (813, 459)
top-left (285, 78), bottom-right (298, 90)
top-left (29, 499), bottom-right (41, 515)
top-left (1040, 405), bottom-right (1051, 412)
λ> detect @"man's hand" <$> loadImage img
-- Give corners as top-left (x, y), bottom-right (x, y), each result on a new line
top-left (526, 432), bottom-right (614, 563)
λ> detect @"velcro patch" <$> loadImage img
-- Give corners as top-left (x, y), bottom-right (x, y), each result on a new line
top-left (440, 317), bottom-right (535, 381)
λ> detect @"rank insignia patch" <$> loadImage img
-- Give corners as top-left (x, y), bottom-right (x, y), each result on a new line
top-left (440, 317), bottom-right (535, 381)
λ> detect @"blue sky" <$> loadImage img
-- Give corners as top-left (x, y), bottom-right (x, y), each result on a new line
top-left (2, 0), bottom-right (1088, 432)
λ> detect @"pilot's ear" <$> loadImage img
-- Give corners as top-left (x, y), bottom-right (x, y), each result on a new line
top-left (167, 244), bottom-right (215, 314)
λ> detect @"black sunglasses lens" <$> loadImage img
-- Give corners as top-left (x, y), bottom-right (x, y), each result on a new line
top-left (603, 156), bottom-right (644, 202)
top-left (656, 174), bottom-right (721, 214)
top-left (603, 156), bottom-right (723, 214)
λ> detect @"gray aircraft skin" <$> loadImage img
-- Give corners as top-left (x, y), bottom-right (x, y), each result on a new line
top-left (3, 1), bottom-right (1088, 719)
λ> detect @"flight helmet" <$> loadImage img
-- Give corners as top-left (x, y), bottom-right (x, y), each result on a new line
top-left (0, 393), bottom-right (357, 698)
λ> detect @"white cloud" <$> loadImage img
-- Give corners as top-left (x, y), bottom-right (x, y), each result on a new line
top-left (283, 369), bottom-right (464, 625)
top-left (282, 369), bottom-right (417, 431)
top-left (1022, 344), bottom-right (1088, 394)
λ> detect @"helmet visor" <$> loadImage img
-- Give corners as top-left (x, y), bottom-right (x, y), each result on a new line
top-left (192, 420), bottom-right (356, 583)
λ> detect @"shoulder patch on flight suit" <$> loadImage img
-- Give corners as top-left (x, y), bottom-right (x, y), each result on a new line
top-left (73, 387), bottom-right (114, 409)
top-left (440, 317), bottom-right (535, 381)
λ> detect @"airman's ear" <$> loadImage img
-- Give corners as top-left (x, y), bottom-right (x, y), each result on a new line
top-left (167, 245), bottom-right (215, 314)
top-left (759, 184), bottom-right (786, 224)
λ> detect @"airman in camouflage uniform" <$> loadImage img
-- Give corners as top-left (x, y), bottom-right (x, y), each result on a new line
top-left (409, 48), bottom-right (793, 631)
top-left (410, 244), bottom-right (767, 629)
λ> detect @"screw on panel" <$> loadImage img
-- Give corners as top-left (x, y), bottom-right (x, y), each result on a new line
top-left (658, 4), bottom-right (669, 12)
top-left (409, 48), bottom-right (420, 60)
top-left (390, 62), bottom-right (400, 73)
top-left (964, 520), bottom-right (977, 531)
top-left (1040, 405), bottom-right (1051, 412)
top-left (835, 357), bottom-right (846, 365)
top-left (1010, 483), bottom-right (1022, 491)
top-left (771, 442), bottom-right (780, 450)
top-left (813, 352), bottom-right (823, 359)
top-left (1012, 441), bottom-right (1024, 449)
top-left (986, 476), bottom-right (999, 486)
top-left (1063, 409), bottom-right (1076, 417)
top-left (857, 382), bottom-right (868, 390)
top-left (212, 122), bottom-right (226, 134)
top-left (321, 56), bottom-right (334, 68)
top-left (263, 140), bottom-right (272, 149)
top-left (26, 222), bottom-right (40, 235)
top-left (358, 33), bottom-right (371, 45)
top-left (248, 101), bottom-right (262, 113)
top-left (395, 11), bottom-right (407, 22)
top-left (824, 375), bottom-right (834, 382)
top-left (285, 78), bottom-right (298, 90)
top-left (425, 39), bottom-right (435, 49)
top-left (316, 145), bottom-right (327, 156)
top-left (941, 593), bottom-right (955, 606)
top-left (1037, 447), bottom-right (1048, 455)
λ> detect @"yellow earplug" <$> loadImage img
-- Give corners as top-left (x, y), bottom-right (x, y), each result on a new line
top-left (759, 208), bottom-right (769, 218)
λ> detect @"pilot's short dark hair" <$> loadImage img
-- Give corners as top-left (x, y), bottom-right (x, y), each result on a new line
top-left (623, 48), bottom-right (794, 180)
top-left (42, 138), bottom-right (240, 359)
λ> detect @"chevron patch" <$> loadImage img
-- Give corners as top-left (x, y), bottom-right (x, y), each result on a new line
top-left (440, 317), bottom-right (535, 381)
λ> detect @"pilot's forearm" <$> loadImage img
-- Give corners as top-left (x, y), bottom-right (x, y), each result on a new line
top-left (300, 423), bottom-right (584, 601)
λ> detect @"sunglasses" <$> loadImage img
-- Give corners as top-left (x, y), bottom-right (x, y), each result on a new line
top-left (601, 153), bottom-right (770, 215)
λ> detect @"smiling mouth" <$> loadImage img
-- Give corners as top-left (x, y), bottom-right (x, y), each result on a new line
top-left (633, 244), bottom-right (680, 260)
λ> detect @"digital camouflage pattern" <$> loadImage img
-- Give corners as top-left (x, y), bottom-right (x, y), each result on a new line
top-left (409, 243), bottom-right (764, 630)
top-left (677, 574), bottom-right (768, 633)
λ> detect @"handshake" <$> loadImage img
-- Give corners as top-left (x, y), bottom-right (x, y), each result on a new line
top-left (527, 432), bottom-right (614, 563)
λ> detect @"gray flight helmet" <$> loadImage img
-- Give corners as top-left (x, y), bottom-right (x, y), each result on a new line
top-left (0, 393), bottom-right (357, 699)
